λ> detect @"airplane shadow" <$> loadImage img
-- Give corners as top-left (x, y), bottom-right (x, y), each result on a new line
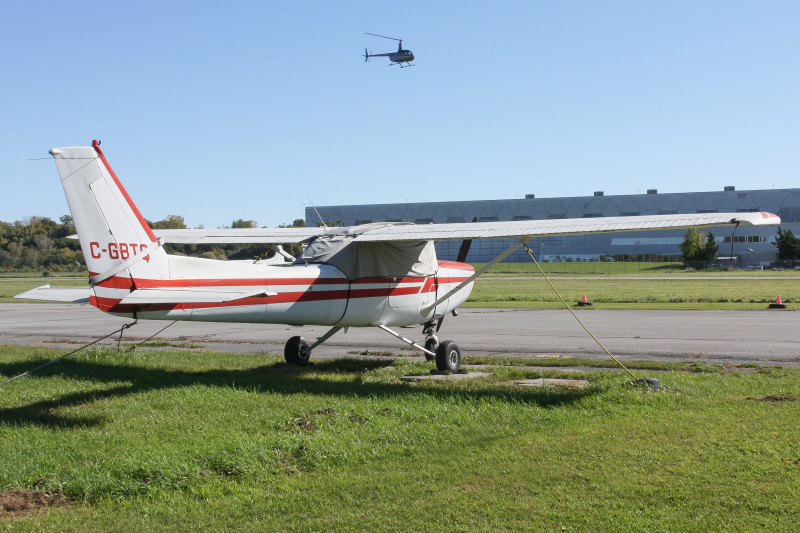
top-left (0, 356), bottom-right (600, 429)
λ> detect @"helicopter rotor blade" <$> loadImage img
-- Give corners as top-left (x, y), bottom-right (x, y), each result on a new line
top-left (365, 32), bottom-right (401, 41)
top-left (364, 32), bottom-right (435, 45)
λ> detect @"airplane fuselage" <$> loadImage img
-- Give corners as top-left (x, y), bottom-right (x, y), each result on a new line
top-left (92, 257), bottom-right (474, 328)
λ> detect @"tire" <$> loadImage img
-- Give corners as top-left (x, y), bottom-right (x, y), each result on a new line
top-left (435, 340), bottom-right (461, 373)
top-left (423, 336), bottom-right (438, 362)
top-left (284, 336), bottom-right (311, 365)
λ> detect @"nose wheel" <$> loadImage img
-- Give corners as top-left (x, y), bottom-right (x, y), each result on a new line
top-left (423, 335), bottom-right (438, 361)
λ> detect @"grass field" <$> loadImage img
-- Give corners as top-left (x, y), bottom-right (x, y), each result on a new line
top-left (0, 276), bottom-right (89, 304)
top-left (467, 277), bottom-right (800, 310)
top-left (1, 345), bottom-right (798, 531)
top-left (4, 271), bottom-right (800, 310)
top-left (474, 261), bottom-right (800, 277)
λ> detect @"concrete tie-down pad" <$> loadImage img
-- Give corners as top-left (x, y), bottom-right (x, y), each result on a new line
top-left (510, 378), bottom-right (589, 388)
top-left (399, 372), bottom-right (492, 382)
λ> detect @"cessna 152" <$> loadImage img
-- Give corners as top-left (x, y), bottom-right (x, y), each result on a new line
top-left (18, 141), bottom-right (781, 373)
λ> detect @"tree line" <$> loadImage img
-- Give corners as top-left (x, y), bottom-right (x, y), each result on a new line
top-left (2, 214), bottom-right (798, 272)
top-left (0, 215), bottom-right (306, 272)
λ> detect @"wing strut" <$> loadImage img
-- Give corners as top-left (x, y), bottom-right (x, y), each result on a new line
top-left (422, 237), bottom-right (533, 315)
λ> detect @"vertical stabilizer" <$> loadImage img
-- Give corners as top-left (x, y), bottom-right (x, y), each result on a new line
top-left (51, 141), bottom-right (169, 284)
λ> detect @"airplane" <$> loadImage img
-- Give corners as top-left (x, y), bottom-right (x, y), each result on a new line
top-left (16, 141), bottom-right (781, 374)
top-left (363, 33), bottom-right (431, 67)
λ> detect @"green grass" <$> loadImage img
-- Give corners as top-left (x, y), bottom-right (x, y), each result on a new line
top-left (473, 261), bottom-right (800, 276)
top-left (0, 276), bottom-right (90, 303)
top-left (466, 277), bottom-right (800, 309)
top-left (1, 345), bottom-right (798, 531)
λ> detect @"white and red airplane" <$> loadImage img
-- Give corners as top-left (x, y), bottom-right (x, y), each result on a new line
top-left (18, 141), bottom-right (781, 373)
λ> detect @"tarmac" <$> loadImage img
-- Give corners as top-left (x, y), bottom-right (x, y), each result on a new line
top-left (1, 303), bottom-right (797, 367)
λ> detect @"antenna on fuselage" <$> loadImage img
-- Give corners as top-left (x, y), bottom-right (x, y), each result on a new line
top-left (307, 196), bottom-right (328, 231)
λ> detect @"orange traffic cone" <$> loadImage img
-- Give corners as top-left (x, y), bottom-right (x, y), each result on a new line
top-left (577, 293), bottom-right (593, 307)
top-left (769, 295), bottom-right (787, 309)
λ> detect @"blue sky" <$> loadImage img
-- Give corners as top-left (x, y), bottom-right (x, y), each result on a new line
top-left (3, 1), bottom-right (798, 228)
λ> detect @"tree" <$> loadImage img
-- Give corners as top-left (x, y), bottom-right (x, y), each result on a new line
top-left (774, 227), bottom-right (800, 263)
top-left (703, 231), bottom-right (719, 262)
top-left (232, 219), bottom-right (257, 228)
top-left (680, 229), bottom-right (719, 263)
top-left (278, 219), bottom-right (307, 257)
top-left (149, 215), bottom-right (187, 229)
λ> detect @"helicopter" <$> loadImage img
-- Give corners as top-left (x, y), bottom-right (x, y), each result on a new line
top-left (363, 33), bottom-right (432, 68)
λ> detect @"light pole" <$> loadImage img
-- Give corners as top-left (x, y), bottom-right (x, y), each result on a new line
top-left (747, 248), bottom-right (754, 268)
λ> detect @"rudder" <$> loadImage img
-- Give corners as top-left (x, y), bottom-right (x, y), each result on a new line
top-left (50, 141), bottom-right (169, 284)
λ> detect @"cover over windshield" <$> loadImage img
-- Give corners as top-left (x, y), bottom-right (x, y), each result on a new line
top-left (297, 236), bottom-right (437, 280)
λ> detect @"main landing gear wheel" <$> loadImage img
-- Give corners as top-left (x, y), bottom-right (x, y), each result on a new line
top-left (284, 336), bottom-right (311, 366)
top-left (435, 340), bottom-right (462, 373)
top-left (423, 335), bottom-right (439, 362)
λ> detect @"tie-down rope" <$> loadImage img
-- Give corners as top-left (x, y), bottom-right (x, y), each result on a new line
top-left (522, 243), bottom-right (637, 380)
top-left (0, 319), bottom-right (139, 387)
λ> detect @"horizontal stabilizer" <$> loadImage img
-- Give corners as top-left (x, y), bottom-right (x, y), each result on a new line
top-left (14, 285), bottom-right (92, 303)
top-left (119, 287), bottom-right (277, 305)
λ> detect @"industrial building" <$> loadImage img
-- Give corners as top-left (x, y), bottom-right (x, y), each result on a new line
top-left (306, 187), bottom-right (800, 267)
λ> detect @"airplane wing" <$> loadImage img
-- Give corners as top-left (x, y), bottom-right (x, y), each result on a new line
top-left (119, 288), bottom-right (277, 305)
top-left (348, 212), bottom-right (780, 241)
top-left (13, 285), bottom-right (92, 303)
top-left (151, 212), bottom-right (780, 244)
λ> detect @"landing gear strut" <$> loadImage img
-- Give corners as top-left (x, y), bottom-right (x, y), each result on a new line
top-left (422, 321), bottom-right (438, 362)
top-left (378, 324), bottom-right (462, 373)
top-left (284, 323), bottom-right (462, 373)
top-left (283, 326), bottom-right (343, 366)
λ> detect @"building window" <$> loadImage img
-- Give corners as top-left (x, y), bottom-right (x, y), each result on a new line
top-left (415, 218), bottom-right (434, 224)
top-left (546, 214), bottom-right (568, 219)
top-left (478, 216), bottom-right (499, 222)
top-left (722, 235), bottom-right (774, 244)
top-left (512, 215), bottom-right (533, 221)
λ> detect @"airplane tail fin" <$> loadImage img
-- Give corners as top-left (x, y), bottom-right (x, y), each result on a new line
top-left (50, 141), bottom-right (169, 287)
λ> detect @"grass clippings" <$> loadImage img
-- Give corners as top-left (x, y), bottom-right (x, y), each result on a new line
top-left (0, 488), bottom-right (71, 518)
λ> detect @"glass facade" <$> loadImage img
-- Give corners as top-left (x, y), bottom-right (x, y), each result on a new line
top-left (307, 188), bottom-right (800, 265)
